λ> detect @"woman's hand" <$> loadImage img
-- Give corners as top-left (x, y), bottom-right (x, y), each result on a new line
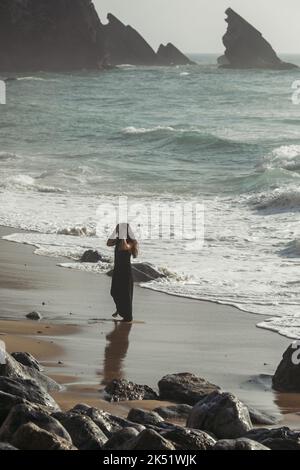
top-left (118, 239), bottom-right (132, 251)
top-left (107, 239), bottom-right (117, 247)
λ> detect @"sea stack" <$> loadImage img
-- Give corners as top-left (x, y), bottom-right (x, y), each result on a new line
top-left (157, 43), bottom-right (195, 66)
top-left (0, 0), bottom-right (106, 72)
top-left (104, 13), bottom-right (157, 66)
top-left (218, 8), bottom-right (298, 70)
top-left (0, 0), bottom-right (195, 71)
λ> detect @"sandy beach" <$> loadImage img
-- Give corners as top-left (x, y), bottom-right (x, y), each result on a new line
top-left (1, 226), bottom-right (299, 428)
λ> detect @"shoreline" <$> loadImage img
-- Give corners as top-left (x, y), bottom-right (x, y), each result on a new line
top-left (3, 227), bottom-right (293, 340)
top-left (0, 225), bottom-right (300, 428)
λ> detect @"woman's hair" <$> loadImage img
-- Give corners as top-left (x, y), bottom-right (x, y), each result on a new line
top-left (116, 223), bottom-right (139, 258)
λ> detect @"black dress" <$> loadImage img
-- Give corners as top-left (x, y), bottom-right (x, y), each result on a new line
top-left (110, 242), bottom-right (133, 322)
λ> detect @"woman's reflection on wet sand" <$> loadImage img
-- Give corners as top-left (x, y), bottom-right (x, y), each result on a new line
top-left (102, 321), bottom-right (132, 385)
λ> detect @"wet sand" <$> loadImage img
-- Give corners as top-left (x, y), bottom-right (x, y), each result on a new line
top-left (0, 226), bottom-right (300, 427)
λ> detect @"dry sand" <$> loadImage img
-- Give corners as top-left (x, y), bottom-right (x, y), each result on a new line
top-left (0, 226), bottom-right (299, 427)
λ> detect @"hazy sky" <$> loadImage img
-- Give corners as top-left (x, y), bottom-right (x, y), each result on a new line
top-left (94, 0), bottom-right (300, 53)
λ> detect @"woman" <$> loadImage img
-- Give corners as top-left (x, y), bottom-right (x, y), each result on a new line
top-left (107, 223), bottom-right (138, 322)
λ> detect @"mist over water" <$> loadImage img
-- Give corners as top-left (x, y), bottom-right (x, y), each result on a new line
top-left (1, 54), bottom-right (300, 338)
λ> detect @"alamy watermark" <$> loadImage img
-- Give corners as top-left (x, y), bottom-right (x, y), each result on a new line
top-left (0, 80), bottom-right (6, 105)
top-left (291, 340), bottom-right (300, 365)
top-left (96, 196), bottom-right (205, 243)
top-left (0, 340), bottom-right (6, 365)
top-left (291, 80), bottom-right (300, 105)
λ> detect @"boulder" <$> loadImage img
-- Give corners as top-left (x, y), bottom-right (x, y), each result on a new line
top-left (0, 391), bottom-right (28, 426)
top-left (186, 391), bottom-right (252, 439)
top-left (158, 373), bottom-right (219, 405)
top-left (248, 406), bottom-right (279, 426)
top-left (218, 8), bottom-right (297, 70)
top-left (0, 403), bottom-right (70, 443)
top-left (0, 377), bottom-right (59, 409)
top-left (273, 343), bottom-right (300, 392)
top-left (53, 411), bottom-right (108, 450)
top-left (104, 379), bottom-right (158, 402)
top-left (162, 427), bottom-right (216, 450)
top-left (80, 250), bottom-right (103, 263)
top-left (0, 352), bottom-right (60, 392)
top-left (107, 263), bottom-right (165, 283)
top-left (127, 408), bottom-right (164, 427)
top-left (26, 311), bottom-right (42, 321)
top-left (0, 0), bottom-right (106, 72)
top-left (157, 43), bottom-right (194, 66)
top-left (126, 429), bottom-right (175, 451)
top-left (213, 438), bottom-right (270, 451)
top-left (245, 427), bottom-right (300, 451)
top-left (104, 13), bottom-right (157, 66)
top-left (70, 403), bottom-right (144, 437)
top-left (103, 427), bottom-right (140, 450)
top-left (70, 404), bottom-right (120, 438)
top-left (154, 404), bottom-right (192, 421)
top-left (11, 352), bottom-right (42, 371)
top-left (12, 423), bottom-right (76, 450)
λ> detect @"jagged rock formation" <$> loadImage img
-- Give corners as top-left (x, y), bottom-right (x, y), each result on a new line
top-left (103, 14), bottom-right (158, 66)
top-left (218, 8), bottom-right (297, 70)
top-left (0, 0), bottom-right (106, 72)
top-left (0, 1), bottom-right (193, 71)
top-left (157, 43), bottom-right (195, 66)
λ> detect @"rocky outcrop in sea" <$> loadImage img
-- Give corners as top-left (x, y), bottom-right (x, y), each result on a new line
top-left (218, 8), bottom-right (297, 70)
top-left (0, 0), bottom-right (193, 72)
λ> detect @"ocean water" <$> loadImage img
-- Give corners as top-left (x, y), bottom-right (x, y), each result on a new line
top-left (1, 53), bottom-right (300, 338)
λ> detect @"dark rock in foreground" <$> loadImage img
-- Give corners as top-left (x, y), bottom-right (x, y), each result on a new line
top-left (12, 422), bottom-right (76, 451)
top-left (248, 406), bottom-right (279, 426)
top-left (218, 8), bottom-right (297, 70)
top-left (127, 408), bottom-right (164, 427)
top-left (52, 411), bottom-right (108, 450)
top-left (157, 43), bottom-right (195, 66)
top-left (245, 427), bottom-right (300, 451)
top-left (273, 343), bottom-right (300, 392)
top-left (107, 262), bottom-right (165, 283)
top-left (125, 429), bottom-right (176, 451)
top-left (186, 391), bottom-right (252, 439)
top-left (70, 403), bottom-right (144, 435)
top-left (103, 427), bottom-right (140, 450)
top-left (0, 391), bottom-right (28, 426)
top-left (0, 403), bottom-right (68, 443)
top-left (0, 352), bottom-right (61, 393)
top-left (162, 427), bottom-right (216, 450)
top-left (154, 404), bottom-right (192, 421)
top-left (213, 438), bottom-right (270, 451)
top-left (0, 377), bottom-right (59, 410)
top-left (104, 379), bottom-right (158, 402)
top-left (11, 352), bottom-right (42, 371)
top-left (158, 372), bottom-right (220, 405)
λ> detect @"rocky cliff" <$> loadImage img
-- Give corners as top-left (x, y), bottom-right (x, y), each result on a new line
top-left (0, 0), bottom-right (106, 72)
top-left (218, 8), bottom-right (297, 70)
top-left (157, 43), bottom-right (195, 66)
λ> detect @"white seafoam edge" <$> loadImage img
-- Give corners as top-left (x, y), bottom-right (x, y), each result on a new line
top-left (0, 340), bottom-right (6, 365)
